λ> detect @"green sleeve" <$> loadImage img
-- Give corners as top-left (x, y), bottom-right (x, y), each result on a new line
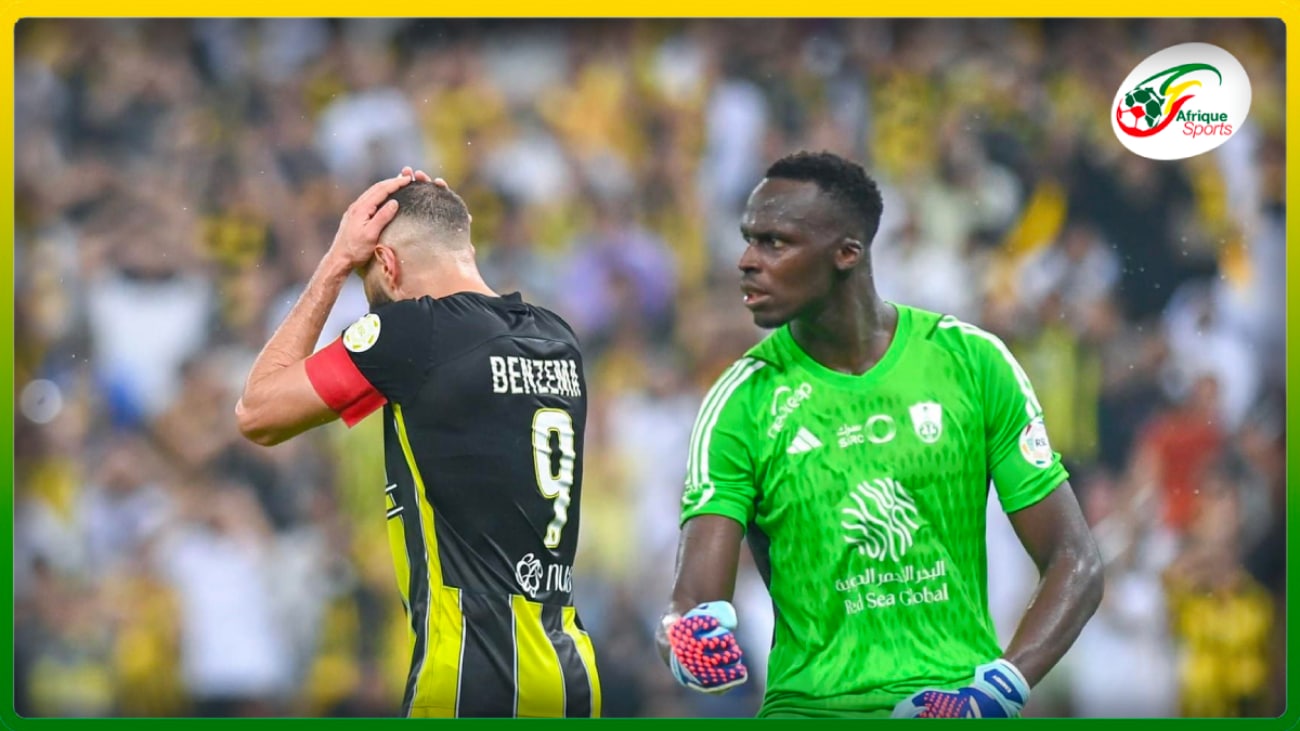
top-left (974, 331), bottom-right (1069, 513)
top-left (679, 358), bottom-right (765, 530)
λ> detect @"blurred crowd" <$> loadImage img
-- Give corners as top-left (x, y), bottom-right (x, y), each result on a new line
top-left (13, 18), bottom-right (1285, 718)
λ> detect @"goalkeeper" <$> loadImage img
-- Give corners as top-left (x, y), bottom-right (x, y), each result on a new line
top-left (655, 152), bottom-right (1104, 718)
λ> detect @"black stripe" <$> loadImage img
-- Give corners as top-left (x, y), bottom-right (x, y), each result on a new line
top-left (541, 604), bottom-right (591, 717)
top-left (456, 593), bottom-right (516, 717)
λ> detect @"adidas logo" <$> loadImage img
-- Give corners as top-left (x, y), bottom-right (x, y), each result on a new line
top-left (786, 427), bottom-right (824, 454)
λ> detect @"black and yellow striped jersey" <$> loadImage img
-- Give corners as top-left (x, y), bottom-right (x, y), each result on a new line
top-left (306, 291), bottom-right (600, 718)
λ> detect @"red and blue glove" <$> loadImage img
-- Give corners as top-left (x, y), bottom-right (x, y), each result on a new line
top-left (666, 601), bottom-right (749, 694)
top-left (892, 658), bottom-right (1031, 718)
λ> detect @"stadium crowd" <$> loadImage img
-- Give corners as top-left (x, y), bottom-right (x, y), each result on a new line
top-left (13, 18), bottom-right (1285, 718)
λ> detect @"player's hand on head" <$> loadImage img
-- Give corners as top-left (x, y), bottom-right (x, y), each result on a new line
top-left (399, 166), bottom-right (437, 184)
top-left (327, 172), bottom-right (415, 269)
top-left (892, 659), bottom-right (1030, 719)
top-left (666, 601), bottom-right (749, 694)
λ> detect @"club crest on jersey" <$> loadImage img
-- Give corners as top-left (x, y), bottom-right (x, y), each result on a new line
top-left (343, 313), bottom-right (381, 353)
top-left (909, 402), bottom-right (943, 444)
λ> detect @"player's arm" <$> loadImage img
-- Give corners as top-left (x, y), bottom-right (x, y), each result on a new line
top-left (897, 481), bottom-right (1101, 718)
top-left (1002, 479), bottom-right (1103, 686)
top-left (977, 327), bottom-right (1102, 690)
top-left (655, 517), bottom-right (751, 695)
top-left (235, 258), bottom-right (353, 446)
top-left (655, 359), bottom-right (765, 694)
top-left (655, 514), bottom-right (745, 664)
top-left (236, 169), bottom-right (423, 446)
top-left (896, 321), bottom-right (1101, 719)
top-left (966, 320), bottom-right (1103, 687)
top-left (974, 335), bottom-right (1103, 689)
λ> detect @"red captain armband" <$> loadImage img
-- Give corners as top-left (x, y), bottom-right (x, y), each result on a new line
top-left (304, 338), bottom-right (387, 427)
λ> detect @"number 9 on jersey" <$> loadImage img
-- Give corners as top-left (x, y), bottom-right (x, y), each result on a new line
top-left (532, 409), bottom-right (576, 548)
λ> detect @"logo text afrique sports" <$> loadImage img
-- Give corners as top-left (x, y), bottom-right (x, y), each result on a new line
top-left (1111, 42), bottom-right (1251, 161)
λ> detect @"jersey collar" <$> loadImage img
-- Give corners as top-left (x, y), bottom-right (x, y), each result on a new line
top-left (773, 302), bottom-right (913, 391)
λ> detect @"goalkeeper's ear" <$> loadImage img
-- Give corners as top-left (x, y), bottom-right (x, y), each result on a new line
top-left (834, 237), bottom-right (864, 272)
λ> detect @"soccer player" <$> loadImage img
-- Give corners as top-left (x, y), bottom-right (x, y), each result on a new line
top-left (236, 169), bottom-right (600, 718)
top-left (656, 152), bottom-right (1104, 718)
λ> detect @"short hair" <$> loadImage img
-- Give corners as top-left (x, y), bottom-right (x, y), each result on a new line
top-left (384, 181), bottom-right (472, 246)
top-left (765, 151), bottom-right (884, 243)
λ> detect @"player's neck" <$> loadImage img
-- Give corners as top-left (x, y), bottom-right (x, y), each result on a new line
top-left (789, 289), bottom-right (897, 377)
top-left (404, 261), bottom-right (497, 300)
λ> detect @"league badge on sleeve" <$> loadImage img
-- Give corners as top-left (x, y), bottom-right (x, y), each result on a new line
top-left (344, 313), bottom-right (382, 353)
top-left (1019, 416), bottom-right (1054, 468)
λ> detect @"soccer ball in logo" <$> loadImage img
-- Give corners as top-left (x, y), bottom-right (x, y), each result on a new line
top-left (1123, 85), bottom-right (1167, 130)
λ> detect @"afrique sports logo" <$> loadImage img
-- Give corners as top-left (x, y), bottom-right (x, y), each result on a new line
top-left (1111, 42), bottom-right (1251, 161)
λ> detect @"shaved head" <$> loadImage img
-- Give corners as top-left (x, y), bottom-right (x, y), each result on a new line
top-left (378, 181), bottom-right (473, 254)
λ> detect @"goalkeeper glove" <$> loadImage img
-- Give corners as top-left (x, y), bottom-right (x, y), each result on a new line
top-left (665, 601), bottom-right (748, 693)
top-left (891, 658), bottom-right (1031, 718)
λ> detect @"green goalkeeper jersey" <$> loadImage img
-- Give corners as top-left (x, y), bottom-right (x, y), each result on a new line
top-left (680, 303), bottom-right (1068, 718)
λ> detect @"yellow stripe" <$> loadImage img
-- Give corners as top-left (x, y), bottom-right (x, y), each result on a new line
top-left (385, 517), bottom-right (414, 652)
top-left (410, 586), bottom-right (463, 715)
top-left (394, 405), bottom-right (460, 714)
top-left (563, 606), bottom-right (602, 718)
top-left (394, 404), bottom-right (442, 588)
top-left (511, 596), bottom-right (565, 718)
top-left (385, 511), bottom-right (412, 613)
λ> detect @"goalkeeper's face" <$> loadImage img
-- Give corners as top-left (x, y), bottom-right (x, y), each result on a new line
top-left (738, 178), bottom-right (850, 329)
